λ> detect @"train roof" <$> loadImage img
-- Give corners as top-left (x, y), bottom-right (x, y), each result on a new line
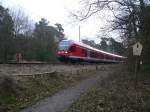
top-left (60, 40), bottom-right (126, 58)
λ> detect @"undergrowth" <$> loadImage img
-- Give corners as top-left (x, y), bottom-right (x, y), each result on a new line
top-left (66, 65), bottom-right (150, 112)
top-left (0, 70), bottom-right (95, 112)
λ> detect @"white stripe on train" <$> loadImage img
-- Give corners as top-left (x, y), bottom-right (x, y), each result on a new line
top-left (68, 56), bottom-right (123, 63)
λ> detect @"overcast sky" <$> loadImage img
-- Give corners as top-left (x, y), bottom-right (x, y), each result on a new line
top-left (2, 0), bottom-right (110, 42)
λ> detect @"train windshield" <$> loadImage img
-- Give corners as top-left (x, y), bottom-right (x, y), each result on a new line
top-left (58, 40), bottom-right (71, 50)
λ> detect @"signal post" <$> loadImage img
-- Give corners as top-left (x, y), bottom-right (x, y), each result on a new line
top-left (132, 42), bottom-right (143, 88)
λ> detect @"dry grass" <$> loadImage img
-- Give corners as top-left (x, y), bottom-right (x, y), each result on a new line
top-left (0, 75), bottom-right (23, 112)
top-left (0, 70), bottom-right (96, 112)
top-left (66, 65), bottom-right (150, 112)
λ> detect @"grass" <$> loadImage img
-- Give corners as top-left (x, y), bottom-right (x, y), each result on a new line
top-left (66, 65), bottom-right (150, 112)
top-left (0, 70), bottom-right (96, 112)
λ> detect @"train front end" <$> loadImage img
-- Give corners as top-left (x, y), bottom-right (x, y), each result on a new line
top-left (57, 40), bottom-right (72, 62)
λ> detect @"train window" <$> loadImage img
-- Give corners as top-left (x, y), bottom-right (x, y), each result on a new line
top-left (82, 49), bottom-right (85, 54)
top-left (69, 46), bottom-right (76, 52)
top-left (82, 49), bottom-right (87, 56)
top-left (90, 52), bottom-right (96, 58)
top-left (58, 40), bottom-right (71, 50)
top-left (99, 53), bottom-right (104, 59)
top-left (89, 52), bottom-right (92, 57)
top-left (95, 52), bottom-right (98, 58)
top-left (107, 55), bottom-right (112, 60)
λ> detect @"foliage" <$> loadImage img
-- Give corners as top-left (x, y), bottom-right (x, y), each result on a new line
top-left (55, 23), bottom-right (65, 42)
top-left (33, 18), bottom-right (58, 61)
top-left (82, 39), bottom-right (96, 47)
top-left (0, 68), bottom-right (96, 112)
top-left (82, 38), bottom-right (125, 55)
top-left (9, 7), bottom-right (33, 37)
top-left (108, 38), bottom-right (125, 55)
top-left (0, 5), bottom-right (14, 63)
top-left (71, 0), bottom-right (150, 63)
top-left (0, 3), bottom-right (65, 63)
top-left (100, 38), bottom-right (108, 51)
top-left (0, 75), bottom-right (21, 111)
top-left (66, 67), bottom-right (150, 112)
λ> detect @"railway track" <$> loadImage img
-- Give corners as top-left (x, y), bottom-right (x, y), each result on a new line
top-left (5, 62), bottom-right (104, 65)
top-left (0, 63), bottom-right (110, 76)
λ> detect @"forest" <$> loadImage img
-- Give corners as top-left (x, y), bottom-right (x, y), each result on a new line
top-left (0, 4), bottom-right (65, 63)
top-left (0, 0), bottom-right (150, 65)
top-left (0, 3), bottom-right (125, 63)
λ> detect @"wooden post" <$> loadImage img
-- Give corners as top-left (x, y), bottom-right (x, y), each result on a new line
top-left (134, 56), bottom-right (138, 89)
top-left (132, 42), bottom-right (143, 89)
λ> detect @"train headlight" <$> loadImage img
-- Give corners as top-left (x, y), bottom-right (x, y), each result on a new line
top-left (65, 51), bottom-right (68, 54)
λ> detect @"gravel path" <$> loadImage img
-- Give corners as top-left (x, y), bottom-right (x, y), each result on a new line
top-left (20, 71), bottom-right (109, 112)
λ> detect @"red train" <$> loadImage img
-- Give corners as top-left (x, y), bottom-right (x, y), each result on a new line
top-left (57, 40), bottom-right (126, 63)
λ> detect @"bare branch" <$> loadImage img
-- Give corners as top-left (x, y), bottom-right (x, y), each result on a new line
top-left (9, 7), bottom-right (33, 36)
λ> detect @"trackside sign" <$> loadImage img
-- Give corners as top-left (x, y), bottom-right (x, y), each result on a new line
top-left (132, 42), bottom-right (143, 56)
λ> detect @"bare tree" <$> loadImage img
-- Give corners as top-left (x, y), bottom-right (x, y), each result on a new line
top-left (9, 7), bottom-right (33, 37)
top-left (70, 0), bottom-right (147, 43)
top-left (70, 0), bottom-right (150, 64)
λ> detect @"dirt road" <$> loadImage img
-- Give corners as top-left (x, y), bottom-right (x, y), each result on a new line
top-left (20, 71), bottom-right (109, 112)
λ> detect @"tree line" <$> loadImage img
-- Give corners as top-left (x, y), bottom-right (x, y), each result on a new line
top-left (82, 38), bottom-right (125, 55)
top-left (2, 0), bottom-right (150, 64)
top-left (0, 5), bottom-right (65, 63)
